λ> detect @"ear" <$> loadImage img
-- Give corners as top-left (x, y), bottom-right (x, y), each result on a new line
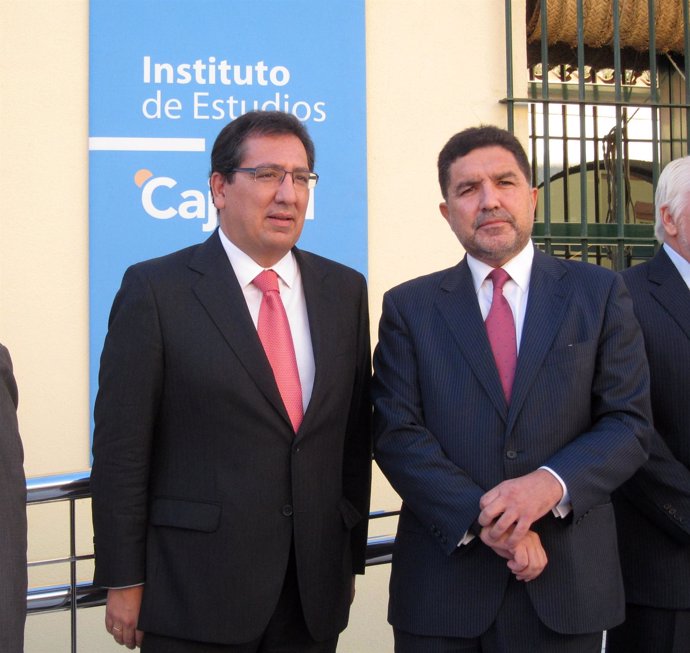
top-left (439, 201), bottom-right (450, 223)
top-left (210, 172), bottom-right (227, 210)
top-left (529, 186), bottom-right (539, 218)
top-left (660, 205), bottom-right (678, 237)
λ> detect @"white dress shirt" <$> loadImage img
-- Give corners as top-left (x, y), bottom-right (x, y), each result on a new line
top-left (219, 229), bottom-right (315, 411)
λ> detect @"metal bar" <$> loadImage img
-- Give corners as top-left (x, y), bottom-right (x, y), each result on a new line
top-left (532, 222), bottom-right (655, 242)
top-left (612, 0), bottom-right (626, 269)
top-left (648, 0), bottom-right (660, 190)
top-left (501, 97), bottom-right (690, 110)
top-left (561, 100), bottom-right (571, 260)
top-left (593, 106), bottom-right (601, 225)
top-left (540, 0), bottom-right (552, 253)
top-left (28, 554), bottom-right (94, 568)
top-left (26, 472), bottom-right (91, 504)
top-left (685, 0), bottom-right (690, 140)
top-left (577, 0), bottom-right (588, 260)
top-left (504, 0), bottom-right (514, 132)
top-left (70, 499), bottom-right (77, 653)
top-left (530, 68), bottom-right (539, 193)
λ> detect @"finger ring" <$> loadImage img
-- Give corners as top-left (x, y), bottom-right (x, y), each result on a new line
top-left (113, 626), bottom-right (122, 632)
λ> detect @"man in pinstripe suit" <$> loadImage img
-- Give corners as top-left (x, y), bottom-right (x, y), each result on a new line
top-left (607, 156), bottom-right (690, 653)
top-left (372, 126), bottom-right (653, 652)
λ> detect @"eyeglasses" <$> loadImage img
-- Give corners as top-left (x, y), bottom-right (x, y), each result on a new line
top-left (230, 166), bottom-right (319, 190)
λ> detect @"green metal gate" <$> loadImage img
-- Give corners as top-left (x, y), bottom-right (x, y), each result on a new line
top-left (504, 0), bottom-right (689, 269)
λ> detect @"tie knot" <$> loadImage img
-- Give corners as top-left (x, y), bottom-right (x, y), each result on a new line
top-left (488, 268), bottom-right (511, 291)
top-left (253, 269), bottom-right (279, 294)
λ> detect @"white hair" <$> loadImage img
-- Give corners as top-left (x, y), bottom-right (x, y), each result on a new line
top-left (654, 155), bottom-right (690, 242)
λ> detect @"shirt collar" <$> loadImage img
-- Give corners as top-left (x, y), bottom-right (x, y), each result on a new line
top-left (663, 242), bottom-right (690, 288)
top-left (218, 228), bottom-right (297, 289)
top-left (466, 240), bottom-right (534, 294)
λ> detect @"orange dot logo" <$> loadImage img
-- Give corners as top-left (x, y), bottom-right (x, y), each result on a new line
top-left (134, 169), bottom-right (154, 187)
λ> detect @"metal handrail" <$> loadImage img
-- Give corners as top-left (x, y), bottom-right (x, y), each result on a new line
top-left (26, 471), bottom-right (397, 617)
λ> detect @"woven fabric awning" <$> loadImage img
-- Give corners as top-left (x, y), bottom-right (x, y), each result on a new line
top-left (527, 0), bottom-right (687, 53)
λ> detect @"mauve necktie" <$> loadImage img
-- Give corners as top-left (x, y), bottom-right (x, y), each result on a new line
top-left (485, 267), bottom-right (517, 403)
top-left (253, 269), bottom-right (303, 432)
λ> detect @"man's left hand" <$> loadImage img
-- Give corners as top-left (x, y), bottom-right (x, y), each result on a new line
top-left (478, 469), bottom-right (563, 546)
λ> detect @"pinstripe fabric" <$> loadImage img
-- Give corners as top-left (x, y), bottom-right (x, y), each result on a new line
top-left (372, 247), bottom-right (653, 640)
top-left (612, 248), bottom-right (690, 614)
top-left (0, 344), bottom-right (27, 653)
top-left (395, 576), bottom-right (603, 652)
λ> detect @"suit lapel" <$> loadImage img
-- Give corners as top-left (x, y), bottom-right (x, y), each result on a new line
top-left (295, 249), bottom-right (337, 435)
top-left (435, 259), bottom-right (508, 418)
top-left (648, 248), bottom-right (690, 341)
top-left (188, 232), bottom-right (290, 429)
top-left (507, 250), bottom-right (570, 429)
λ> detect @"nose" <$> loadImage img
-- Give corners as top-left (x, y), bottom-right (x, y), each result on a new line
top-left (479, 182), bottom-right (501, 210)
top-left (274, 172), bottom-right (298, 204)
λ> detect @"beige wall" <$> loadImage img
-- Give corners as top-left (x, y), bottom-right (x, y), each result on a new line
top-left (1, 0), bottom-right (527, 650)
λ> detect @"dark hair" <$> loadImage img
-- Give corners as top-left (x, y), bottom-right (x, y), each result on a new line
top-left (210, 111), bottom-right (316, 182)
top-left (437, 125), bottom-right (532, 199)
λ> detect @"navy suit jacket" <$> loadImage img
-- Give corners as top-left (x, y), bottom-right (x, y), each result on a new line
top-left (614, 247), bottom-right (690, 609)
top-left (373, 247), bottom-right (652, 637)
top-left (91, 231), bottom-right (372, 644)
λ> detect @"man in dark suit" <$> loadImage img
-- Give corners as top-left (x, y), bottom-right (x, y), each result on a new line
top-left (372, 126), bottom-right (652, 652)
top-left (91, 111), bottom-right (372, 652)
top-left (0, 343), bottom-right (27, 653)
top-left (607, 156), bottom-right (690, 653)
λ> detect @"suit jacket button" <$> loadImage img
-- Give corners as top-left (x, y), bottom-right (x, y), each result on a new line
top-left (506, 450), bottom-right (518, 459)
top-left (282, 505), bottom-right (293, 517)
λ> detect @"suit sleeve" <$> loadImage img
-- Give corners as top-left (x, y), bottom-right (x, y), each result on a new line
top-left (542, 274), bottom-right (652, 518)
top-left (372, 291), bottom-right (485, 555)
top-left (0, 344), bottom-right (27, 650)
top-left (91, 267), bottom-right (164, 588)
top-left (618, 428), bottom-right (690, 544)
top-left (342, 276), bottom-right (373, 574)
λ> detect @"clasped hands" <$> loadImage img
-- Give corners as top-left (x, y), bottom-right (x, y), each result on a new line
top-left (476, 469), bottom-right (563, 582)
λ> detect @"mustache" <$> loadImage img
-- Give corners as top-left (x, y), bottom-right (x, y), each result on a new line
top-left (474, 209), bottom-right (516, 229)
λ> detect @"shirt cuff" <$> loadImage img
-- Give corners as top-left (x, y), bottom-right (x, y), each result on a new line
top-left (539, 466), bottom-right (571, 517)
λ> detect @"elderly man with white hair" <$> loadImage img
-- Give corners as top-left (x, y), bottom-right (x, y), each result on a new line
top-left (608, 155), bottom-right (690, 653)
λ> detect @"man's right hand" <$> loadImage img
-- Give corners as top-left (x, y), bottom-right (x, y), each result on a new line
top-left (105, 586), bottom-right (145, 649)
top-left (480, 527), bottom-right (547, 582)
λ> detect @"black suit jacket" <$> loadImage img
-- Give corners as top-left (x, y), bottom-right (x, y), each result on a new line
top-left (372, 248), bottom-right (652, 637)
top-left (91, 231), bottom-right (372, 644)
top-left (0, 344), bottom-right (27, 653)
top-left (614, 247), bottom-right (690, 609)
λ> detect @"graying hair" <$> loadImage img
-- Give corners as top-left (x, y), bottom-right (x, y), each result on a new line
top-left (654, 155), bottom-right (690, 242)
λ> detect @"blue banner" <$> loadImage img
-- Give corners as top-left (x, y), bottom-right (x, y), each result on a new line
top-left (89, 0), bottom-right (367, 421)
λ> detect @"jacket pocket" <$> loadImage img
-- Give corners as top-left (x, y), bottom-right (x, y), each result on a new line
top-left (149, 497), bottom-right (221, 532)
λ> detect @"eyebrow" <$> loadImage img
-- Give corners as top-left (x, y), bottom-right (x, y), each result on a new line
top-left (453, 170), bottom-right (521, 192)
top-left (252, 163), bottom-right (311, 171)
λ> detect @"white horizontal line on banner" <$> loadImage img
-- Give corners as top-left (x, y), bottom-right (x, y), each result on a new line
top-left (89, 137), bottom-right (206, 152)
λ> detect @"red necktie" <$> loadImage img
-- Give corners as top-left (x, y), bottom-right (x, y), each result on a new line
top-left (485, 268), bottom-right (517, 403)
top-left (253, 270), bottom-right (303, 432)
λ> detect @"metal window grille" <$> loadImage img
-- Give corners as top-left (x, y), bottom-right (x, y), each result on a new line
top-left (504, 0), bottom-right (689, 269)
